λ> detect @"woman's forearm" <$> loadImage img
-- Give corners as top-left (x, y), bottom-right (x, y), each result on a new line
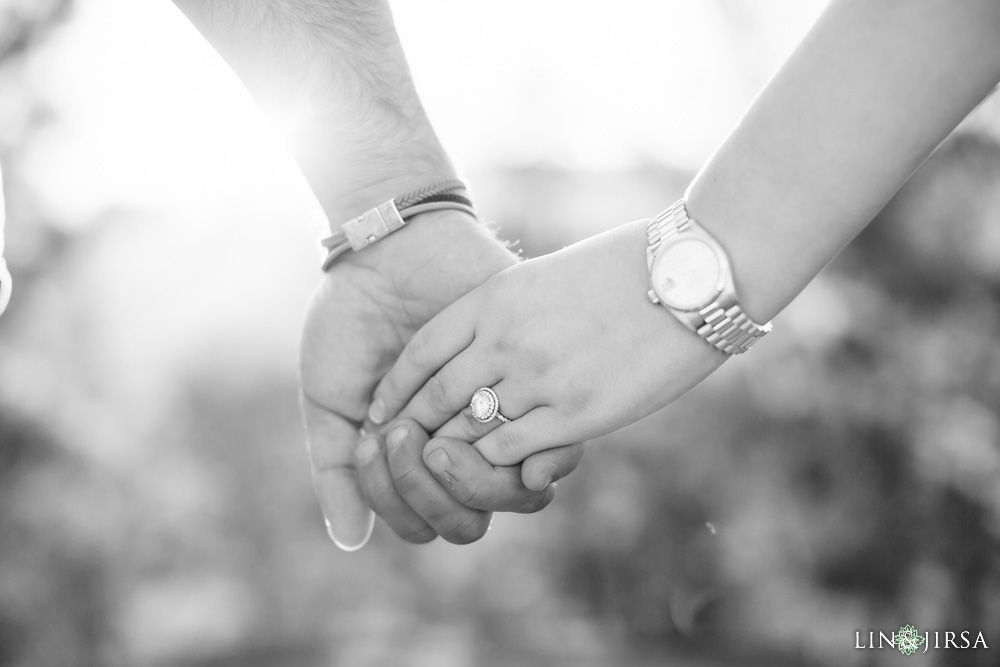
top-left (687, 0), bottom-right (1000, 324)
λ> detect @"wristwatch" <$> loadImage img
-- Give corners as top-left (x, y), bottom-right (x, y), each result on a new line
top-left (646, 199), bottom-right (771, 354)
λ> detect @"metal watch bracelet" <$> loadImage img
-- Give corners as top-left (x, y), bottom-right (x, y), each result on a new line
top-left (647, 201), bottom-right (771, 355)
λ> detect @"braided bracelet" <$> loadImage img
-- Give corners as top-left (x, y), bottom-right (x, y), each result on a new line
top-left (320, 179), bottom-right (475, 271)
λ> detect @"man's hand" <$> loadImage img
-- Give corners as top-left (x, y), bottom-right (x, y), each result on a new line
top-left (172, 0), bottom-right (586, 548)
top-left (300, 208), bottom-right (585, 549)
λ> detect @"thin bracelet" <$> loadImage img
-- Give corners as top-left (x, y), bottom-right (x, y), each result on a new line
top-left (320, 179), bottom-right (475, 271)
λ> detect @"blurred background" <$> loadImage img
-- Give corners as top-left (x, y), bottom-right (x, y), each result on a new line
top-left (1, 1), bottom-right (999, 666)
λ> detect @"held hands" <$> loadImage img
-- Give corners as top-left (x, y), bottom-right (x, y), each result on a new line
top-left (368, 219), bottom-right (728, 477)
top-left (300, 208), bottom-right (585, 549)
top-left (174, 0), bottom-right (592, 548)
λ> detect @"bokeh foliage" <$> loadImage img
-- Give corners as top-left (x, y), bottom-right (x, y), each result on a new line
top-left (1, 3), bottom-right (998, 666)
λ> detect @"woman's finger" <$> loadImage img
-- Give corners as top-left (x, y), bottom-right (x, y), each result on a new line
top-left (520, 441), bottom-right (588, 491)
top-left (392, 343), bottom-right (500, 433)
top-left (432, 388), bottom-right (588, 492)
top-left (473, 406), bottom-right (570, 467)
top-left (367, 295), bottom-right (479, 426)
top-left (430, 378), bottom-right (530, 443)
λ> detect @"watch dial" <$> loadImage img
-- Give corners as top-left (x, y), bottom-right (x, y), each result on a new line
top-left (651, 238), bottom-right (722, 310)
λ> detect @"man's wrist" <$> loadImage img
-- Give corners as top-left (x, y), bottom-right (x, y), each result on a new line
top-left (318, 163), bottom-right (458, 226)
top-left (327, 204), bottom-right (493, 277)
top-left (321, 178), bottom-right (475, 271)
top-left (173, 0), bottom-right (453, 222)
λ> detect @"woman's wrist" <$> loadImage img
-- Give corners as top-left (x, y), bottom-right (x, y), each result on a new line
top-left (684, 169), bottom-right (815, 326)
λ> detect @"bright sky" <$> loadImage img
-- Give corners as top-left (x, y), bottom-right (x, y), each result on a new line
top-left (393, 0), bottom-right (827, 169)
top-left (6, 0), bottom-right (830, 481)
top-left (6, 0), bottom-right (827, 405)
top-left (22, 0), bottom-right (827, 227)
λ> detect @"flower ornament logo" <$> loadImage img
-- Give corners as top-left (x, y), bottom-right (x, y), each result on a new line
top-left (897, 625), bottom-right (926, 655)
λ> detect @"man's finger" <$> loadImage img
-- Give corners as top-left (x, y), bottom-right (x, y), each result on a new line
top-left (384, 419), bottom-right (492, 544)
top-left (301, 393), bottom-right (375, 551)
top-left (422, 437), bottom-right (556, 514)
top-left (355, 432), bottom-right (438, 544)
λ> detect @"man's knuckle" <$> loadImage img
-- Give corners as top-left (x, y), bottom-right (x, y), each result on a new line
top-left (390, 466), bottom-right (422, 496)
top-left (517, 490), bottom-right (551, 514)
top-left (441, 513), bottom-right (488, 545)
top-left (449, 478), bottom-right (478, 507)
top-left (399, 525), bottom-right (438, 544)
top-left (358, 477), bottom-right (386, 507)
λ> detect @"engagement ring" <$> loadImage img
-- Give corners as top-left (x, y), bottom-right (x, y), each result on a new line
top-left (470, 387), bottom-right (510, 424)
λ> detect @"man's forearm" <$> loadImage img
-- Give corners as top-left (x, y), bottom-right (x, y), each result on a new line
top-left (686, 0), bottom-right (1000, 323)
top-left (172, 0), bottom-right (455, 219)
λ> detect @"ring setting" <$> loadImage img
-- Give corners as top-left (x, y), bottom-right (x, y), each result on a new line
top-left (470, 387), bottom-right (510, 424)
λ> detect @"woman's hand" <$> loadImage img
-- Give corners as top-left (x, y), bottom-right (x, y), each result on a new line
top-left (301, 209), bottom-right (586, 548)
top-left (367, 219), bottom-right (727, 488)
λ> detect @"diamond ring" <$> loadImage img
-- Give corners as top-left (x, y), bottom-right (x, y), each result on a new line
top-left (469, 387), bottom-right (510, 424)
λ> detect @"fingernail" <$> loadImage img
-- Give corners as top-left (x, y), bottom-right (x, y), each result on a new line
top-left (355, 437), bottom-right (381, 464)
top-left (425, 448), bottom-right (451, 474)
top-left (325, 515), bottom-right (374, 553)
top-left (387, 424), bottom-right (408, 451)
top-left (368, 398), bottom-right (386, 425)
top-left (527, 471), bottom-right (552, 492)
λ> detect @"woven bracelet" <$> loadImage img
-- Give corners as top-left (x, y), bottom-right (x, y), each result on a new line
top-left (320, 179), bottom-right (475, 271)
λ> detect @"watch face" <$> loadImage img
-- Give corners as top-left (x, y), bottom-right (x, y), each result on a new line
top-left (651, 237), bottom-right (722, 310)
